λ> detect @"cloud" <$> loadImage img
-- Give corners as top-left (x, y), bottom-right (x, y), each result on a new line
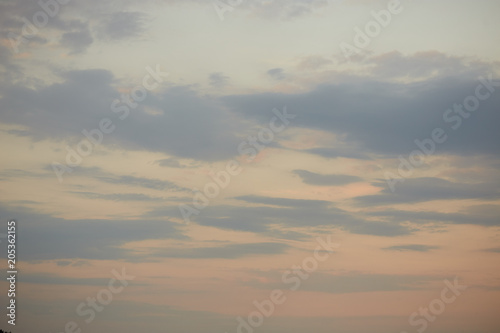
top-left (303, 147), bottom-right (371, 160)
top-left (59, 27), bottom-right (93, 54)
top-left (209, 72), bottom-right (230, 88)
top-left (365, 51), bottom-right (494, 80)
top-left (167, 195), bottom-right (412, 237)
top-left (55, 260), bottom-right (89, 267)
top-left (5, 53), bottom-right (498, 164)
top-left (94, 173), bottom-right (187, 192)
top-left (55, 166), bottom-right (188, 192)
top-left (369, 204), bottom-right (500, 227)
top-left (356, 178), bottom-right (500, 206)
top-left (0, 204), bottom-right (185, 261)
top-left (97, 11), bottom-right (147, 40)
top-left (240, 0), bottom-right (329, 20)
top-left (267, 68), bottom-right (286, 80)
top-left (156, 157), bottom-right (185, 168)
top-left (69, 191), bottom-right (164, 202)
top-left (0, 0), bottom-right (101, 56)
top-left (0, 168), bottom-right (52, 181)
top-left (155, 157), bottom-right (201, 169)
top-left (223, 58), bottom-right (500, 158)
top-left (382, 244), bottom-right (439, 252)
top-left (0, 44), bottom-right (23, 82)
top-left (483, 247), bottom-right (500, 253)
top-left (235, 195), bottom-right (331, 208)
top-left (296, 55), bottom-right (333, 71)
top-left (0, 69), bottom-right (248, 161)
top-left (293, 169), bottom-right (362, 186)
top-left (0, 68), bottom-right (118, 141)
top-left (152, 242), bottom-right (290, 259)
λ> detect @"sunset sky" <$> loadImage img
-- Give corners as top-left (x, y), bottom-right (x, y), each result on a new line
top-left (0, 0), bottom-right (500, 332)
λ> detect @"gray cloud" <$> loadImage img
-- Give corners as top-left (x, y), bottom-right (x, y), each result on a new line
top-left (0, 204), bottom-right (185, 261)
top-left (0, 68), bottom-right (118, 141)
top-left (296, 55), bottom-right (333, 71)
top-left (96, 11), bottom-right (147, 40)
top-left (69, 191), bottom-right (164, 202)
top-left (95, 174), bottom-right (187, 192)
top-left (4, 53), bottom-right (498, 165)
top-left (223, 57), bottom-right (500, 158)
top-left (0, 69), bottom-right (247, 161)
top-left (356, 178), bottom-right (500, 206)
top-left (235, 195), bottom-right (331, 208)
top-left (59, 27), bottom-right (93, 54)
top-left (382, 244), bottom-right (439, 252)
top-left (366, 51), bottom-right (493, 80)
top-left (293, 169), bottom-right (362, 186)
top-left (55, 260), bottom-right (89, 267)
top-left (483, 247), bottom-right (500, 253)
top-left (209, 72), bottom-right (230, 88)
top-left (0, 168), bottom-right (52, 181)
top-left (303, 147), bottom-right (371, 160)
top-left (53, 166), bottom-right (189, 193)
top-left (0, 0), bottom-right (102, 56)
top-left (267, 68), bottom-right (286, 80)
top-left (156, 157), bottom-right (184, 168)
top-left (369, 205), bottom-right (500, 227)
top-left (0, 44), bottom-right (23, 82)
top-left (155, 157), bottom-right (201, 169)
top-left (152, 242), bottom-right (289, 259)
top-left (158, 195), bottom-right (413, 237)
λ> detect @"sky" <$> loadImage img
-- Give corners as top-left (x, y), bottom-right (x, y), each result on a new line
top-left (0, 0), bottom-right (500, 332)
